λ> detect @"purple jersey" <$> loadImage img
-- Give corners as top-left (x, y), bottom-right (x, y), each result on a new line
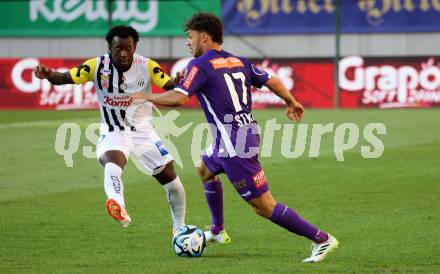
top-left (176, 50), bottom-right (270, 158)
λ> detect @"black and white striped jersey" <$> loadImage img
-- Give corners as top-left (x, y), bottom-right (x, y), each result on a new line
top-left (69, 53), bottom-right (171, 132)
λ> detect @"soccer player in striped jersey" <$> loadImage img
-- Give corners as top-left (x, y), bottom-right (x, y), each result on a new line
top-left (34, 25), bottom-right (186, 232)
top-left (131, 13), bottom-right (339, 262)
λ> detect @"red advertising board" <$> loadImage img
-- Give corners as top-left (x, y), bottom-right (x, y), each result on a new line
top-left (0, 57), bottom-right (438, 110)
top-left (0, 57), bottom-right (334, 110)
top-left (0, 58), bottom-right (181, 110)
top-left (0, 58), bottom-right (98, 110)
top-left (250, 59), bottom-right (334, 108)
top-left (339, 56), bottom-right (440, 108)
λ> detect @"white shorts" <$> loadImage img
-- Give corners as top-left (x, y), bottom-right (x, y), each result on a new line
top-left (96, 129), bottom-right (173, 175)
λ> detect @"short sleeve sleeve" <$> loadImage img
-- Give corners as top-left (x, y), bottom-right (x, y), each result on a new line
top-left (249, 63), bottom-right (270, 88)
top-left (69, 58), bottom-right (97, 84)
top-left (175, 60), bottom-right (207, 97)
top-left (147, 58), bottom-right (171, 88)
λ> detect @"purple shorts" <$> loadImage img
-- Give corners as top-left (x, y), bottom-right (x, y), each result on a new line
top-left (202, 148), bottom-right (269, 201)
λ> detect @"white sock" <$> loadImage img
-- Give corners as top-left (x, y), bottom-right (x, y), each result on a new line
top-left (163, 176), bottom-right (186, 230)
top-left (104, 162), bottom-right (125, 208)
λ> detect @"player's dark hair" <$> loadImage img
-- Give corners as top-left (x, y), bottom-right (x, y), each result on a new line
top-left (185, 13), bottom-right (223, 44)
top-left (105, 25), bottom-right (139, 45)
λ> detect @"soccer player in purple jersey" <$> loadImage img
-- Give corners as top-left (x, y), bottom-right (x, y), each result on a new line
top-left (131, 13), bottom-right (339, 262)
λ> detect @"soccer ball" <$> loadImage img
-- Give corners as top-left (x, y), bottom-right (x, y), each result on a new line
top-left (172, 225), bottom-right (206, 257)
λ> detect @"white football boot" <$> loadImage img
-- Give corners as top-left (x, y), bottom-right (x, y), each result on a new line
top-left (302, 234), bottom-right (339, 263)
top-left (204, 230), bottom-right (231, 244)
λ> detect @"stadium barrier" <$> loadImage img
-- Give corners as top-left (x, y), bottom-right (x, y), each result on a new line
top-left (1, 57), bottom-right (439, 110)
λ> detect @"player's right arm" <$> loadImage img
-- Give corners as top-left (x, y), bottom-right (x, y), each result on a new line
top-left (34, 65), bottom-right (74, 85)
top-left (34, 58), bottom-right (96, 85)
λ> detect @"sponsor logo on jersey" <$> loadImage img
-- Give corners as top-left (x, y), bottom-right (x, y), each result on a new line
top-left (100, 68), bottom-right (111, 74)
top-left (134, 58), bottom-right (143, 65)
top-left (103, 96), bottom-right (131, 107)
top-left (137, 76), bottom-right (145, 87)
top-left (210, 57), bottom-right (244, 70)
top-left (251, 64), bottom-right (267, 76)
top-left (183, 66), bottom-right (199, 89)
top-left (233, 179), bottom-right (247, 190)
top-left (155, 141), bottom-right (169, 156)
top-left (101, 81), bottom-right (109, 89)
top-left (119, 83), bottom-right (127, 90)
top-left (252, 170), bottom-right (267, 188)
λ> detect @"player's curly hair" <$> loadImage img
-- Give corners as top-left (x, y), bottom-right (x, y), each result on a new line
top-left (185, 13), bottom-right (223, 44)
top-left (105, 25), bottom-right (139, 45)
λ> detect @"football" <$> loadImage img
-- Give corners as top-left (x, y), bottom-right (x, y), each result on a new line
top-left (172, 225), bottom-right (206, 257)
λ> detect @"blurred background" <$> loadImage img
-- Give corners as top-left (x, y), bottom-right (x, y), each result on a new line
top-left (1, 0), bottom-right (439, 110)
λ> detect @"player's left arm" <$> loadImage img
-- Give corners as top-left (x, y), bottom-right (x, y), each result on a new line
top-left (248, 61), bottom-right (304, 122)
top-left (264, 76), bottom-right (304, 122)
top-left (148, 59), bottom-right (182, 90)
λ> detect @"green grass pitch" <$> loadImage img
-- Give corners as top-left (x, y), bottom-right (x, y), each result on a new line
top-left (0, 109), bottom-right (439, 273)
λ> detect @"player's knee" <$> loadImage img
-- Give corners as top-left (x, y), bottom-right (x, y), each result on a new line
top-left (154, 161), bottom-right (177, 184)
top-left (197, 161), bottom-right (215, 182)
top-left (99, 150), bottom-right (126, 168)
top-left (251, 200), bottom-right (276, 219)
top-left (196, 165), bottom-right (206, 179)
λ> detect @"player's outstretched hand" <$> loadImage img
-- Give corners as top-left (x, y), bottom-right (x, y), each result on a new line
top-left (174, 71), bottom-right (184, 85)
top-left (286, 101), bottom-right (304, 122)
top-left (34, 65), bottom-right (52, 79)
top-left (130, 92), bottom-right (149, 103)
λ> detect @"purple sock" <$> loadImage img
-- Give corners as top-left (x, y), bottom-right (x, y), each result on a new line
top-left (204, 179), bottom-right (224, 235)
top-left (270, 203), bottom-right (328, 243)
